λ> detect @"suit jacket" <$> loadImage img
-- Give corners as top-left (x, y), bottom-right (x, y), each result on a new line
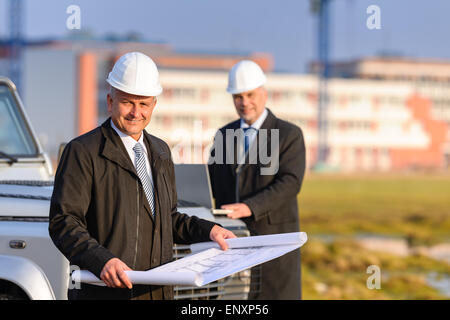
top-left (49, 118), bottom-right (216, 299)
top-left (208, 108), bottom-right (306, 299)
top-left (209, 109), bottom-right (306, 234)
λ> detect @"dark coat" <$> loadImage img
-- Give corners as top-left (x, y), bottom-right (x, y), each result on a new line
top-left (49, 119), bottom-right (216, 300)
top-left (208, 109), bottom-right (306, 299)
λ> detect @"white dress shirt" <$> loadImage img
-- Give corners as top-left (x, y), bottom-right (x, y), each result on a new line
top-left (110, 119), bottom-right (152, 178)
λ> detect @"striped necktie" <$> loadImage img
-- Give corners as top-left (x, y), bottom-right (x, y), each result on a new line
top-left (133, 142), bottom-right (155, 217)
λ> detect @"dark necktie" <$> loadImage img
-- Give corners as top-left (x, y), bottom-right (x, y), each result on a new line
top-left (243, 127), bottom-right (256, 153)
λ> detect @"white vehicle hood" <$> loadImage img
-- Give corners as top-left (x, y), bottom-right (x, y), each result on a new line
top-left (0, 183), bottom-right (52, 218)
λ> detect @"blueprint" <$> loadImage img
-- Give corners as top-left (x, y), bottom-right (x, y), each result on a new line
top-left (72, 232), bottom-right (308, 287)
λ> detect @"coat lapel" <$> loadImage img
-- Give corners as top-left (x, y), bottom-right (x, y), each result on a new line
top-left (255, 108), bottom-right (277, 166)
top-left (143, 131), bottom-right (170, 220)
top-left (100, 119), bottom-right (137, 176)
top-left (224, 120), bottom-right (241, 178)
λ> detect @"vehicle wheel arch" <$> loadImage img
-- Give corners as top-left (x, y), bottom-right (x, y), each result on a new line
top-left (0, 279), bottom-right (30, 300)
top-left (0, 255), bottom-right (55, 300)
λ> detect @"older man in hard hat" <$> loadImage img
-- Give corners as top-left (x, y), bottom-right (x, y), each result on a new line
top-left (49, 52), bottom-right (235, 300)
top-left (208, 60), bottom-right (306, 300)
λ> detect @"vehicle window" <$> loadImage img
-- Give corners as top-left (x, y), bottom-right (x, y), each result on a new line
top-left (0, 84), bottom-right (38, 156)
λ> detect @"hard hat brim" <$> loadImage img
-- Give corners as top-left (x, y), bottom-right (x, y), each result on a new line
top-left (226, 82), bottom-right (266, 94)
top-left (106, 77), bottom-right (163, 97)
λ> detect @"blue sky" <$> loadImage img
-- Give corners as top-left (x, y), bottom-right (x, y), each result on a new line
top-left (1, 0), bottom-right (449, 73)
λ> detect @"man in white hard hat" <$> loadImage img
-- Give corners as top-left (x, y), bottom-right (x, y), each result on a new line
top-left (49, 52), bottom-right (235, 300)
top-left (208, 60), bottom-right (306, 299)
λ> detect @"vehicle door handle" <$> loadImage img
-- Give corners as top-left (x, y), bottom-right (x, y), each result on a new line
top-left (9, 240), bottom-right (27, 249)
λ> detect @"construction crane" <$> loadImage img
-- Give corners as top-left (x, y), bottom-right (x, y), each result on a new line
top-left (310, 0), bottom-right (331, 170)
top-left (8, 0), bottom-right (24, 93)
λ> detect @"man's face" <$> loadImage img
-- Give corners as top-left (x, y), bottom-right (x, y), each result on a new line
top-left (107, 88), bottom-right (157, 141)
top-left (232, 87), bottom-right (267, 125)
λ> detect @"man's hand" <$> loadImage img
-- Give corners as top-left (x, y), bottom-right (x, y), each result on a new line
top-left (221, 203), bottom-right (252, 219)
top-left (209, 225), bottom-right (237, 250)
top-left (100, 258), bottom-right (133, 289)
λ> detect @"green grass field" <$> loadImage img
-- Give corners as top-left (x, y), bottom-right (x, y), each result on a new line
top-left (299, 173), bottom-right (450, 244)
top-left (298, 173), bottom-right (450, 299)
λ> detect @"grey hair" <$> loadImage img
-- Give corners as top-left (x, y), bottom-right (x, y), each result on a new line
top-left (109, 86), bottom-right (117, 98)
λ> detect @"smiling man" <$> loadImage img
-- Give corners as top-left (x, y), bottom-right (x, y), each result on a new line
top-left (49, 52), bottom-right (235, 300)
top-left (208, 60), bottom-right (306, 300)
top-left (107, 88), bottom-right (156, 140)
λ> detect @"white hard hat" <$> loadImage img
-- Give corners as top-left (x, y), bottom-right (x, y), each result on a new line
top-left (226, 60), bottom-right (267, 94)
top-left (106, 52), bottom-right (163, 96)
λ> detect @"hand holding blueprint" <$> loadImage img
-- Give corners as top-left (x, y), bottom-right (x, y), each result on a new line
top-left (72, 232), bottom-right (308, 287)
